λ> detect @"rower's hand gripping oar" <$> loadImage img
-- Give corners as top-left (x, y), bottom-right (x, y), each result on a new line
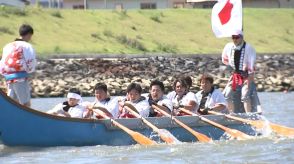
top-left (152, 104), bottom-right (212, 143)
top-left (92, 107), bottom-right (156, 145)
top-left (208, 111), bottom-right (294, 138)
top-left (179, 108), bottom-right (252, 140)
top-left (124, 102), bottom-right (179, 144)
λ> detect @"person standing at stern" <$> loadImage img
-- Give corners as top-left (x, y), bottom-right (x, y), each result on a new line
top-left (0, 24), bottom-right (36, 107)
top-left (222, 30), bottom-right (261, 113)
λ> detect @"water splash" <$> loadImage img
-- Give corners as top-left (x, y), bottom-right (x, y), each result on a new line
top-left (149, 130), bottom-right (182, 144)
top-left (255, 115), bottom-right (273, 137)
top-left (158, 129), bottom-right (181, 144)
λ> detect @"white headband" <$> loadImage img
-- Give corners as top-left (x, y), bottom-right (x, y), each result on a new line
top-left (67, 92), bottom-right (82, 100)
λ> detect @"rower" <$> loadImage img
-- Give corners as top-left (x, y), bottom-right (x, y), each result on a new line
top-left (147, 80), bottom-right (173, 117)
top-left (47, 88), bottom-right (86, 118)
top-left (83, 83), bottom-right (119, 119)
top-left (195, 74), bottom-right (228, 115)
top-left (119, 83), bottom-right (150, 118)
top-left (168, 77), bottom-right (198, 116)
top-left (166, 76), bottom-right (192, 100)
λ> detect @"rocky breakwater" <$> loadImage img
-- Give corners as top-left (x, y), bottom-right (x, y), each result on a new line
top-left (0, 54), bottom-right (293, 97)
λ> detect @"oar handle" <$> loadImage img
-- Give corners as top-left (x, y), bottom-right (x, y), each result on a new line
top-left (180, 108), bottom-right (230, 131)
top-left (208, 111), bottom-right (251, 124)
top-left (93, 109), bottom-right (127, 132)
top-left (124, 106), bottom-right (160, 132)
top-left (153, 105), bottom-right (212, 142)
top-left (93, 109), bottom-right (156, 145)
top-left (180, 108), bottom-right (252, 140)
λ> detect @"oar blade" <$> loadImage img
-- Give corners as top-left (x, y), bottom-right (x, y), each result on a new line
top-left (229, 129), bottom-right (253, 140)
top-left (132, 131), bottom-right (157, 146)
top-left (158, 129), bottom-right (181, 144)
top-left (192, 131), bottom-right (212, 143)
top-left (270, 123), bottom-right (294, 137)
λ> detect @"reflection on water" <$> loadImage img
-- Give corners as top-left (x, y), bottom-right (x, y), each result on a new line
top-left (0, 92), bottom-right (294, 163)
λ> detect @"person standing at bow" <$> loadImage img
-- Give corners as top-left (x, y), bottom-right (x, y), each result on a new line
top-left (195, 74), bottom-right (228, 115)
top-left (0, 24), bottom-right (36, 107)
top-left (222, 30), bottom-right (261, 113)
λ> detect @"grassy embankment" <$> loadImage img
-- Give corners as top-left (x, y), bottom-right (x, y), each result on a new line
top-left (0, 7), bottom-right (294, 57)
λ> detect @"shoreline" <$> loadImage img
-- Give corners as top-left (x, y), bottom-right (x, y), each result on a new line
top-left (1, 54), bottom-right (293, 97)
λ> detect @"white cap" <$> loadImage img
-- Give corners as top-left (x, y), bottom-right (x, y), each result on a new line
top-left (232, 30), bottom-right (243, 36)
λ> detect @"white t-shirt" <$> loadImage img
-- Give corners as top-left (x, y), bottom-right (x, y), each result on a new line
top-left (83, 97), bottom-right (119, 119)
top-left (123, 98), bottom-right (150, 117)
top-left (166, 91), bottom-right (176, 100)
top-left (0, 40), bottom-right (36, 75)
top-left (146, 95), bottom-right (173, 112)
top-left (47, 103), bottom-right (86, 118)
top-left (195, 88), bottom-right (227, 111)
top-left (170, 91), bottom-right (198, 111)
top-left (222, 42), bottom-right (256, 74)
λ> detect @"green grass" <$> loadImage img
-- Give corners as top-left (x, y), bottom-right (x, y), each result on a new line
top-left (0, 6), bottom-right (294, 57)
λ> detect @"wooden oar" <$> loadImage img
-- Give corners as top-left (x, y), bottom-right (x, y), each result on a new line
top-left (123, 103), bottom-right (179, 144)
top-left (179, 108), bottom-right (252, 140)
top-left (152, 104), bottom-right (212, 143)
top-left (208, 111), bottom-right (294, 137)
top-left (93, 107), bottom-right (156, 145)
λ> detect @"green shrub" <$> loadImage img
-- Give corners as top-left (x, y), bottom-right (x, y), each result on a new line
top-left (0, 27), bottom-right (14, 35)
top-left (0, 7), bottom-right (26, 16)
top-left (116, 35), bottom-right (146, 51)
top-left (150, 15), bottom-right (161, 23)
top-left (91, 33), bottom-right (102, 40)
top-left (103, 30), bottom-right (113, 37)
top-left (157, 43), bottom-right (178, 53)
top-left (51, 11), bottom-right (62, 18)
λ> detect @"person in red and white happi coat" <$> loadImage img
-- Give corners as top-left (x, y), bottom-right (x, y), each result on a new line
top-left (222, 30), bottom-right (262, 114)
top-left (0, 24), bottom-right (37, 107)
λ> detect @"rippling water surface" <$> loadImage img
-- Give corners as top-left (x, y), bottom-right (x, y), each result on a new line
top-left (0, 92), bottom-right (293, 163)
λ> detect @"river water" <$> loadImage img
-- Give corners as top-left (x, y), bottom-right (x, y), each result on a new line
top-left (0, 92), bottom-right (293, 163)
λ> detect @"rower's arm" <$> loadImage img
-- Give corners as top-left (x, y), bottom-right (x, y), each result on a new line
top-left (210, 104), bottom-right (226, 111)
top-left (183, 100), bottom-right (197, 111)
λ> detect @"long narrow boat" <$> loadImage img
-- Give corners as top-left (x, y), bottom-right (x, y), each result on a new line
top-left (0, 90), bottom-right (258, 147)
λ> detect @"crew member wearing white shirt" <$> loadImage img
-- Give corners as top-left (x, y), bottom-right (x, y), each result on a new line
top-left (47, 88), bottom-right (86, 118)
top-left (166, 76), bottom-right (192, 100)
top-left (195, 75), bottom-right (228, 115)
top-left (84, 83), bottom-right (119, 119)
top-left (147, 80), bottom-right (173, 117)
top-left (119, 83), bottom-right (150, 118)
top-left (169, 78), bottom-right (198, 115)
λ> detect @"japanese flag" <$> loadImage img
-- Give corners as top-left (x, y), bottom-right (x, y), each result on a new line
top-left (211, 0), bottom-right (242, 38)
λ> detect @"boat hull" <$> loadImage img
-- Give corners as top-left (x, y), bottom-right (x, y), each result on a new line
top-left (0, 90), bottom-right (257, 146)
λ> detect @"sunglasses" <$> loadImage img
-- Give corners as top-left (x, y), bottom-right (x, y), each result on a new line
top-left (232, 35), bottom-right (240, 39)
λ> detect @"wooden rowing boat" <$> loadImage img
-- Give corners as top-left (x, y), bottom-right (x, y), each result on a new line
top-left (0, 90), bottom-right (259, 146)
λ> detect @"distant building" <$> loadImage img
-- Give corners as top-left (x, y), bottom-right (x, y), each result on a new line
top-left (29, 0), bottom-right (62, 8)
top-left (42, 0), bottom-right (294, 9)
top-left (0, 0), bottom-right (30, 8)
